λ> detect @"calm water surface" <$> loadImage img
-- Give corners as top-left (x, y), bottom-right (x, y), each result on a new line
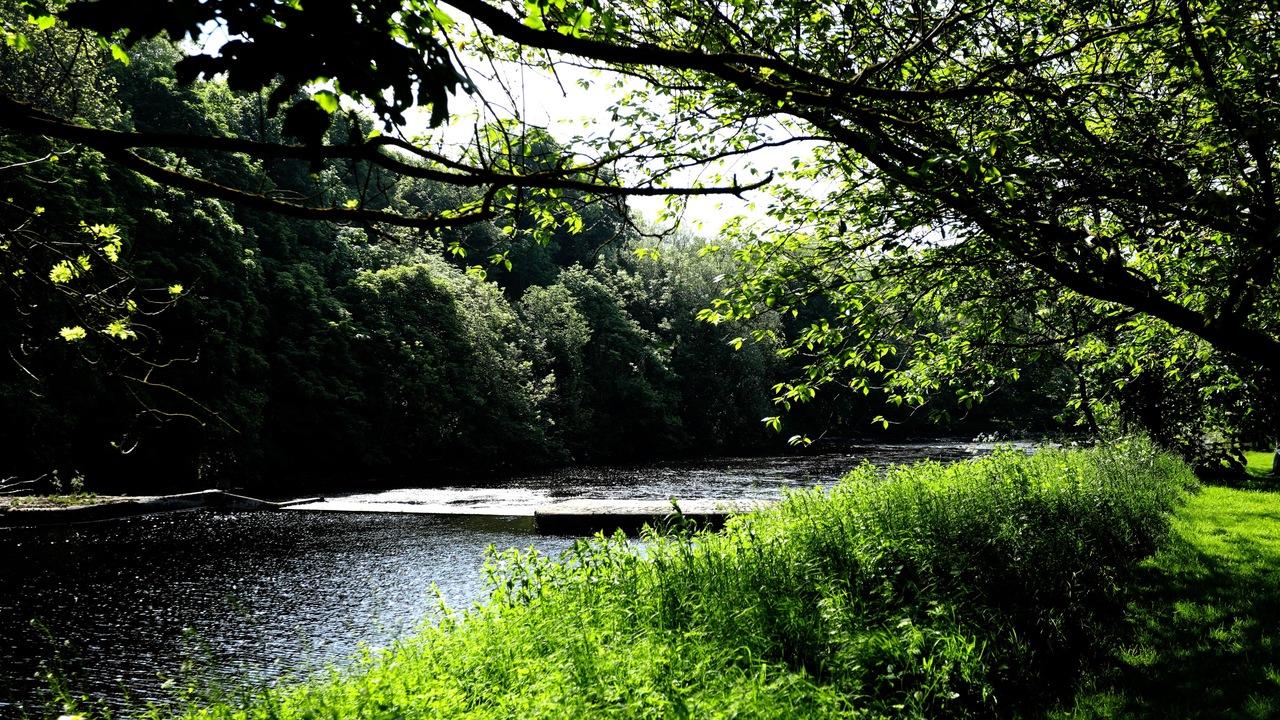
top-left (0, 442), bottom-right (997, 716)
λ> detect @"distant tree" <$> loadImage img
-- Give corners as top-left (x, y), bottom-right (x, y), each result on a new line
top-left (622, 241), bottom-right (786, 449)
top-left (550, 265), bottom-right (683, 459)
top-left (342, 258), bottom-right (553, 473)
top-left (518, 281), bottom-right (593, 456)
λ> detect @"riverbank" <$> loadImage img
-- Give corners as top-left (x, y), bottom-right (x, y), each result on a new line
top-left (66, 438), bottom-right (1195, 719)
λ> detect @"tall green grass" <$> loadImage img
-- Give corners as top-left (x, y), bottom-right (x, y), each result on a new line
top-left (107, 439), bottom-right (1195, 720)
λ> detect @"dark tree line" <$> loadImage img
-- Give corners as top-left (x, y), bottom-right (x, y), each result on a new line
top-left (0, 27), bottom-right (1074, 493)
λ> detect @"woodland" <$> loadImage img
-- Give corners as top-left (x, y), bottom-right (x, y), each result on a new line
top-left (2, 0), bottom-right (1277, 490)
top-left (4, 3), bottom-right (1280, 717)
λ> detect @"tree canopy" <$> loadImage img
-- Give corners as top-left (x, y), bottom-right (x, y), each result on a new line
top-left (5, 0), bottom-right (1278, 463)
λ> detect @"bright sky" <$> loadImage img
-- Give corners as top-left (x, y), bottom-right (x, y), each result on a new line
top-left (195, 20), bottom-right (814, 238)
top-left (408, 60), bottom-right (806, 238)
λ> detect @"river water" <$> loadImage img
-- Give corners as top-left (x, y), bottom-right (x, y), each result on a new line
top-left (0, 442), bottom-right (997, 716)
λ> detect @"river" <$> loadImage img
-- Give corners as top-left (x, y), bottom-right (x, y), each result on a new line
top-left (0, 441), bottom-right (999, 716)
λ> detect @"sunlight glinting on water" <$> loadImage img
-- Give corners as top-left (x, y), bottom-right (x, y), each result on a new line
top-left (0, 442), bottom-right (1007, 714)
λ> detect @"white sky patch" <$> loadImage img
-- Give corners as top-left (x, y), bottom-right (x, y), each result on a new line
top-left (193, 19), bottom-right (812, 238)
top-left (408, 59), bottom-right (812, 238)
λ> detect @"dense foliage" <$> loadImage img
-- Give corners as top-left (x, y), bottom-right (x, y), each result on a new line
top-left (109, 440), bottom-right (1196, 719)
top-left (5, 0), bottom-right (1274, 471)
top-left (2, 30), bottom-right (1068, 490)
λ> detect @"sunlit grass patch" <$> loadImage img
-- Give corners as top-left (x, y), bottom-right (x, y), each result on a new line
top-left (1061, 485), bottom-right (1280, 719)
top-left (1245, 450), bottom-right (1276, 479)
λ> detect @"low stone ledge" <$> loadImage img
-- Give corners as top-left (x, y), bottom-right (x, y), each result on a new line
top-left (0, 490), bottom-right (321, 527)
top-left (533, 498), bottom-right (772, 536)
top-left (274, 497), bottom-right (325, 508)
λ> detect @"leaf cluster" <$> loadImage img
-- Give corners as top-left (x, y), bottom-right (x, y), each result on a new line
top-left (56, 0), bottom-right (470, 144)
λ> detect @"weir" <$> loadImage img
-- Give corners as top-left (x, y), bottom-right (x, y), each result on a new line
top-left (2, 490), bottom-right (771, 535)
top-left (2, 443), bottom-right (996, 531)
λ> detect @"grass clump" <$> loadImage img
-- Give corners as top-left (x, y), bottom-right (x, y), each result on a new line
top-left (133, 439), bottom-right (1194, 720)
top-left (5, 493), bottom-right (102, 509)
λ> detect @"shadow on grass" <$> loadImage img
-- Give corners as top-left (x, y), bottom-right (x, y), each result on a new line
top-left (1200, 474), bottom-right (1280, 492)
top-left (1064, 494), bottom-right (1280, 719)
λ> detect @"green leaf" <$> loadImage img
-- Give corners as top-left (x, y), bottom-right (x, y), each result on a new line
top-left (313, 90), bottom-right (340, 114)
top-left (49, 261), bottom-right (78, 284)
top-left (6, 32), bottom-right (32, 52)
top-left (103, 319), bottom-right (137, 340)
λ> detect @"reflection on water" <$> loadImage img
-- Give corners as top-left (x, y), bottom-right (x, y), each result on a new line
top-left (1, 512), bottom-right (573, 715)
top-left (0, 442), bottom-right (1000, 715)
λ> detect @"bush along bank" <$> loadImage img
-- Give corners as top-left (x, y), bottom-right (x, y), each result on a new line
top-left (129, 439), bottom-right (1196, 720)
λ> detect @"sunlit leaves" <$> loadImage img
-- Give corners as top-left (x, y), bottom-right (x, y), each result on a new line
top-left (489, 251), bottom-right (514, 271)
top-left (83, 222), bottom-right (122, 261)
top-left (4, 31), bottom-right (33, 52)
top-left (521, 0), bottom-right (616, 38)
top-left (48, 260), bottom-right (79, 284)
top-left (311, 89), bottom-right (340, 114)
top-left (523, 0), bottom-right (548, 30)
top-left (4, 10), bottom-right (55, 52)
top-left (103, 318), bottom-right (136, 340)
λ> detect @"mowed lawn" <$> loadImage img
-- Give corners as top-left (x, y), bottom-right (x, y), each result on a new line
top-left (1061, 452), bottom-right (1280, 719)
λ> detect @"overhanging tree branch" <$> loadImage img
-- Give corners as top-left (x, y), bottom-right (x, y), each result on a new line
top-left (14, 0), bottom-right (1276, 396)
